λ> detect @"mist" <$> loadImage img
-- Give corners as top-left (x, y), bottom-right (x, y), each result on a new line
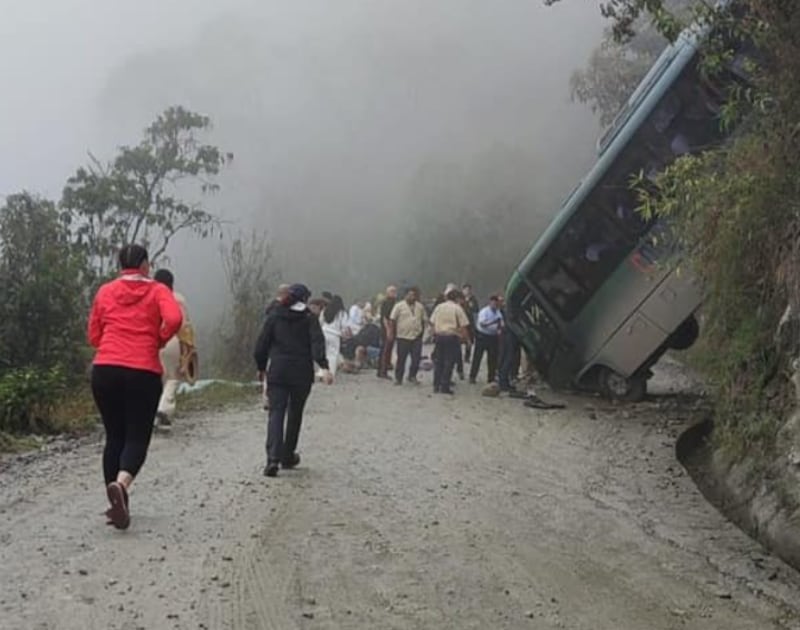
top-left (0, 0), bottom-right (606, 336)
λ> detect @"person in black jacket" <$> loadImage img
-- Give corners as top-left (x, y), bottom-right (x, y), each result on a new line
top-left (254, 283), bottom-right (332, 477)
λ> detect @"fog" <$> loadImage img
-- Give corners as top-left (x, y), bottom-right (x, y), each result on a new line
top-left (0, 0), bottom-right (606, 335)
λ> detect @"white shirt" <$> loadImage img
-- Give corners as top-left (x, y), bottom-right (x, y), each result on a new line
top-left (348, 305), bottom-right (365, 335)
top-left (321, 311), bottom-right (349, 338)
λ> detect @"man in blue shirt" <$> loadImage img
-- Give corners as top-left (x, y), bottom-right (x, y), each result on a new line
top-left (468, 295), bottom-right (504, 384)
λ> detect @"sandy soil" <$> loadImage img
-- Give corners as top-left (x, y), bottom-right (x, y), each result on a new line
top-left (2, 363), bottom-right (800, 630)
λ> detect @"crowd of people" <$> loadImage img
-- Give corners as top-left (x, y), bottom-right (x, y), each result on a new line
top-left (257, 281), bottom-right (536, 396)
top-left (86, 243), bottom-right (543, 529)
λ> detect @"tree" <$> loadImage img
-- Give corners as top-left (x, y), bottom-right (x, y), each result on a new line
top-left (569, 1), bottom-right (694, 126)
top-left (61, 106), bottom-right (232, 281)
top-left (0, 193), bottom-right (87, 373)
top-left (545, 0), bottom-right (684, 42)
top-left (570, 27), bottom-right (665, 126)
top-left (214, 231), bottom-right (279, 378)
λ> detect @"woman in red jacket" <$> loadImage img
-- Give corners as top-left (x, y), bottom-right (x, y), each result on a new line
top-left (88, 244), bottom-right (183, 529)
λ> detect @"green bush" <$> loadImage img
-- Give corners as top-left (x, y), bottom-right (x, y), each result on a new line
top-left (0, 367), bottom-right (68, 434)
top-left (636, 2), bottom-right (800, 457)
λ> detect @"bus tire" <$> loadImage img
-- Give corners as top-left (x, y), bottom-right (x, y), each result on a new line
top-left (668, 315), bottom-right (700, 351)
top-left (597, 368), bottom-right (647, 403)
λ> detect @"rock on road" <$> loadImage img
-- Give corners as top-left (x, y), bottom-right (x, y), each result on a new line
top-left (2, 368), bottom-right (800, 630)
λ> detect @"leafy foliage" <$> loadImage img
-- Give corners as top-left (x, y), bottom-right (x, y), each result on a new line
top-left (0, 107), bottom-right (232, 443)
top-left (0, 366), bottom-right (68, 434)
top-left (61, 106), bottom-right (232, 281)
top-left (629, 0), bottom-right (800, 455)
top-left (213, 231), bottom-right (279, 379)
top-left (570, 26), bottom-right (666, 125)
top-left (0, 193), bottom-right (88, 375)
top-left (569, 0), bottom-right (695, 125)
top-left (546, 0), bottom-right (686, 42)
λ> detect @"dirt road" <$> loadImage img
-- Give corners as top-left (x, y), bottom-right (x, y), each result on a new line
top-left (2, 366), bottom-right (800, 630)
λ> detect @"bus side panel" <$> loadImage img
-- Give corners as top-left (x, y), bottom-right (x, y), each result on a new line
top-left (563, 255), bottom-right (671, 372)
top-left (638, 267), bottom-right (703, 334)
top-left (588, 312), bottom-right (667, 378)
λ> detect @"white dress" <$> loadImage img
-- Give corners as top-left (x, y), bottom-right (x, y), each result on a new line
top-left (320, 310), bottom-right (349, 376)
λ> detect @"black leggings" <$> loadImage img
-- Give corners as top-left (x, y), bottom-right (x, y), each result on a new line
top-left (92, 365), bottom-right (163, 485)
top-left (266, 381), bottom-right (312, 464)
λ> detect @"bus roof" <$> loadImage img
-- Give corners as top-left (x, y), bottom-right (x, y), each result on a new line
top-left (515, 29), bottom-right (700, 279)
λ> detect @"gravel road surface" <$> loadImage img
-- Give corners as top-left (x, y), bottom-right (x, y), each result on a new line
top-left (2, 366), bottom-right (800, 630)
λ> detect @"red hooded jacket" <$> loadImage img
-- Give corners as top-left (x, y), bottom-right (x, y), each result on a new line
top-left (88, 271), bottom-right (184, 375)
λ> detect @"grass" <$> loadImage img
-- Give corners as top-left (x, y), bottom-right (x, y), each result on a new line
top-left (175, 380), bottom-right (260, 414)
top-left (0, 380), bottom-right (259, 454)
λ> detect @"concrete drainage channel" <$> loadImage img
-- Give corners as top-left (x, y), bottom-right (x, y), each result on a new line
top-left (677, 418), bottom-right (800, 573)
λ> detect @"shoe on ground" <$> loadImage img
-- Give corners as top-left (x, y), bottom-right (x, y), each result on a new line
top-left (263, 463), bottom-right (279, 477)
top-left (439, 388), bottom-right (455, 395)
top-left (408, 377), bottom-right (420, 385)
top-left (394, 380), bottom-right (403, 386)
top-left (281, 453), bottom-right (301, 469)
top-left (469, 378), bottom-right (476, 385)
top-left (155, 411), bottom-right (171, 427)
top-left (106, 482), bottom-right (130, 530)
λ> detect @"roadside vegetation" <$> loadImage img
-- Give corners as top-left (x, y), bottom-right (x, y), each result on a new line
top-left (566, 0), bottom-right (800, 458)
top-left (0, 107), bottom-right (268, 451)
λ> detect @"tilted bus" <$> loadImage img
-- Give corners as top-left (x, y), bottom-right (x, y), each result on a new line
top-left (505, 24), bottom-right (749, 401)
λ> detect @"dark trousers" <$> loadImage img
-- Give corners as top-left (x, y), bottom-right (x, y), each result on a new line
top-left (92, 365), bottom-right (163, 485)
top-left (378, 335), bottom-right (395, 376)
top-left (433, 335), bottom-right (461, 392)
top-left (266, 381), bottom-right (312, 464)
top-left (469, 332), bottom-right (500, 383)
top-left (498, 331), bottom-right (521, 390)
top-left (395, 336), bottom-right (423, 383)
top-left (455, 342), bottom-right (464, 377)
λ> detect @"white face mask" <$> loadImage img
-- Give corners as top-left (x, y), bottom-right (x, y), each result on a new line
top-left (290, 302), bottom-right (308, 312)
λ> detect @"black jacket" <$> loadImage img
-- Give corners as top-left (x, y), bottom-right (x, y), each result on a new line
top-left (254, 305), bottom-right (329, 385)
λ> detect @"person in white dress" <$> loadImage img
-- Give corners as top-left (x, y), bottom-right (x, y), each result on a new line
top-left (320, 295), bottom-right (351, 377)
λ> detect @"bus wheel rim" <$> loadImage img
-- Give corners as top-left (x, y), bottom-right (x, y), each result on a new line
top-left (607, 372), bottom-right (630, 397)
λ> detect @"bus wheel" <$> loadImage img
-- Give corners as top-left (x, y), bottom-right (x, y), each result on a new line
top-left (597, 368), bottom-right (647, 403)
top-left (668, 315), bottom-right (699, 351)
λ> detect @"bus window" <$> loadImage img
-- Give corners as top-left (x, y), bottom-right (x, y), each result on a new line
top-left (521, 294), bottom-right (559, 367)
top-left (529, 256), bottom-right (585, 320)
top-left (535, 209), bottom-right (635, 320)
top-left (650, 93), bottom-right (681, 133)
top-left (571, 214), bottom-right (631, 287)
top-left (595, 178), bottom-right (651, 239)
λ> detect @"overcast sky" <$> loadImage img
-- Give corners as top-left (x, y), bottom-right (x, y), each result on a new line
top-left (0, 0), bottom-right (608, 329)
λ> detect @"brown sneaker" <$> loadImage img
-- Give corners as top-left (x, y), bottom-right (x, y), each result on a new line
top-left (106, 482), bottom-right (130, 530)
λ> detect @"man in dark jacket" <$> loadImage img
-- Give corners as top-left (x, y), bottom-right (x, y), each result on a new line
top-left (254, 283), bottom-right (332, 477)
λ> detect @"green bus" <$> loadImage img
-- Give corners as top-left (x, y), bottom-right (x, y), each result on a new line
top-left (505, 24), bottom-right (748, 401)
